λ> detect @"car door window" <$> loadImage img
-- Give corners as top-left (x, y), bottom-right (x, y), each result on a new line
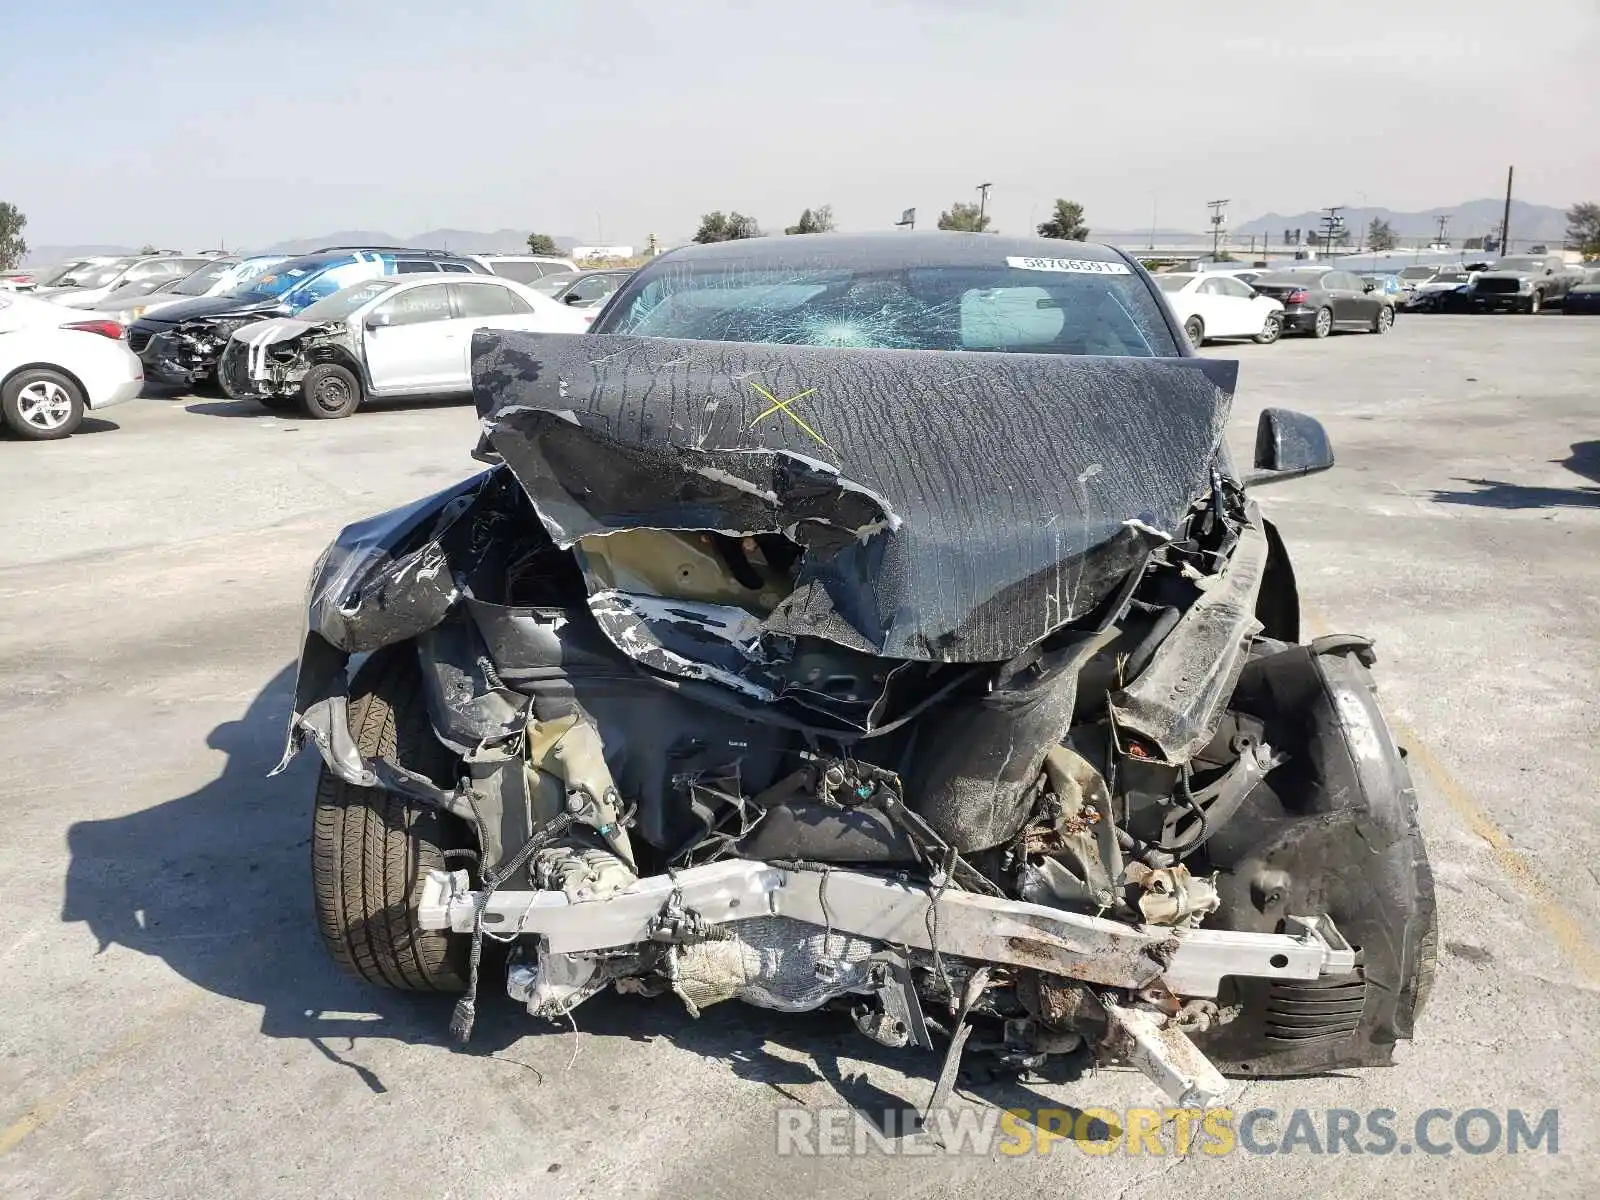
top-left (451, 282), bottom-right (531, 317)
top-left (1214, 277), bottom-right (1255, 299)
top-left (123, 260), bottom-right (171, 284)
top-left (372, 283), bottom-right (454, 327)
top-left (1196, 278), bottom-right (1224, 295)
top-left (396, 260), bottom-right (440, 274)
top-left (488, 260), bottom-right (546, 284)
top-left (439, 262), bottom-right (473, 273)
top-left (567, 275), bottom-right (620, 304)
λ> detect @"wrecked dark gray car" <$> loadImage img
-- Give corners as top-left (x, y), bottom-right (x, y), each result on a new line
top-left (277, 234), bottom-right (1435, 1111)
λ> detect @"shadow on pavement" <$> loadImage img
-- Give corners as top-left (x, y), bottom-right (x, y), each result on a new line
top-left (1430, 443), bottom-right (1600, 510)
top-left (1557, 440), bottom-right (1600, 485)
top-left (184, 395), bottom-right (475, 419)
top-left (60, 666), bottom-right (1105, 1130)
top-left (0, 416), bottom-right (119, 441)
top-left (60, 666), bottom-right (535, 1093)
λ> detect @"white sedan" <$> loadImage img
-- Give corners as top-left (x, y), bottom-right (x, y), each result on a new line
top-left (0, 293), bottom-right (144, 440)
top-left (1154, 272), bottom-right (1284, 346)
top-left (220, 274), bottom-right (588, 418)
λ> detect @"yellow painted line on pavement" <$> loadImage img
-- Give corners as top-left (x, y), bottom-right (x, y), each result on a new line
top-left (0, 993), bottom-right (200, 1156)
top-left (1305, 605), bottom-right (1600, 984)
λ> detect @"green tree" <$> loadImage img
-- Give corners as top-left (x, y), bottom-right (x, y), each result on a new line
top-left (0, 202), bottom-right (28, 271)
top-left (936, 201), bottom-right (991, 233)
top-left (784, 205), bottom-right (836, 235)
top-left (1566, 202), bottom-right (1600, 258)
top-left (526, 232), bottom-right (561, 255)
top-left (693, 211), bottom-right (762, 243)
top-left (1366, 218), bottom-right (1397, 251)
top-left (1036, 199), bottom-right (1089, 241)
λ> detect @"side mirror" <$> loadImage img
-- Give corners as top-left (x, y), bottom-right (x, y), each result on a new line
top-left (563, 292), bottom-right (584, 306)
top-left (365, 311), bottom-right (391, 330)
top-left (1245, 408), bottom-right (1334, 487)
top-left (1363, 282), bottom-right (1376, 292)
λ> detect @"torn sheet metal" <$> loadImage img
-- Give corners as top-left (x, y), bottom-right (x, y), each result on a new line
top-left (471, 331), bottom-right (1238, 670)
top-left (275, 470), bottom-right (513, 781)
top-left (1108, 506), bottom-right (1270, 762)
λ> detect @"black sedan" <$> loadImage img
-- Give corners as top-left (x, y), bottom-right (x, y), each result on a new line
top-left (1250, 267), bottom-right (1395, 337)
top-left (1563, 266), bottom-right (1600, 315)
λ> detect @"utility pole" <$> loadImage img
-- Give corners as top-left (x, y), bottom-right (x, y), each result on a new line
top-left (1435, 214), bottom-right (1450, 247)
top-left (1206, 199), bottom-right (1229, 259)
top-left (1321, 206), bottom-right (1344, 257)
top-left (1499, 166), bottom-right (1514, 254)
top-left (976, 182), bottom-right (993, 229)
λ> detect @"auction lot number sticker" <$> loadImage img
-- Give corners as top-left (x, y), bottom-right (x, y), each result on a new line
top-left (1006, 256), bottom-right (1131, 274)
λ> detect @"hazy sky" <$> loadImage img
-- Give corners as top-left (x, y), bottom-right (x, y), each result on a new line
top-left (3, 0), bottom-right (1596, 249)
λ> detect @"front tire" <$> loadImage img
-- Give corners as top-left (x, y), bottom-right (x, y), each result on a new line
top-left (1252, 313), bottom-right (1282, 345)
top-left (1372, 305), bottom-right (1394, 334)
top-left (1311, 307), bottom-right (1333, 338)
top-left (299, 362), bottom-right (364, 420)
top-left (2, 368), bottom-right (85, 440)
top-left (1526, 290), bottom-right (1542, 314)
top-left (1183, 316), bottom-right (1205, 348)
top-left (311, 647), bottom-right (471, 992)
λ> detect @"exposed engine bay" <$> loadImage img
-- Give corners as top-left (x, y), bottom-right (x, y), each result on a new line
top-left (278, 331), bottom-right (1435, 1114)
top-left (219, 318), bottom-right (351, 400)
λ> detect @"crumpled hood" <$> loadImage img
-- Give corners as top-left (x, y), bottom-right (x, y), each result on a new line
top-left (233, 316), bottom-right (316, 348)
top-left (470, 330), bottom-right (1236, 671)
top-left (135, 293), bottom-right (281, 327)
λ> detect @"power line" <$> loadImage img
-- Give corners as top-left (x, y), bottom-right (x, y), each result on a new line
top-left (1206, 199), bottom-right (1229, 258)
top-left (1320, 206), bottom-right (1345, 257)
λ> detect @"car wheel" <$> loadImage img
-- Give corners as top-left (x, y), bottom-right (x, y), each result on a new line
top-left (312, 646), bottom-right (472, 992)
top-left (1183, 316), bottom-right (1205, 348)
top-left (1526, 290), bottom-right (1541, 315)
top-left (1372, 305), bottom-right (1394, 334)
top-left (299, 363), bottom-right (364, 420)
top-left (1312, 307), bottom-right (1333, 338)
top-left (1, 368), bottom-right (86, 441)
top-left (1252, 313), bottom-right (1282, 345)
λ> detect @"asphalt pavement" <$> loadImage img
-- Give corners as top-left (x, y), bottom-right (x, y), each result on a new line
top-left (0, 315), bottom-right (1596, 1198)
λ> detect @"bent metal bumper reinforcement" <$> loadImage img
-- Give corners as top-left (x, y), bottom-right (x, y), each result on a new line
top-left (417, 859), bottom-right (1354, 997)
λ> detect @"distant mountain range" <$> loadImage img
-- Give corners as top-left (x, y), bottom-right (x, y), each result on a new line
top-left (20, 229), bottom-right (581, 266)
top-left (1235, 198), bottom-right (1570, 244)
top-left (19, 199), bottom-right (1573, 266)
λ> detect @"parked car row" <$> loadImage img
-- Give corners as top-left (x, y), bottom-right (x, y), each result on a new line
top-left (0, 242), bottom-right (638, 438)
top-left (1156, 265), bottom-right (1398, 346)
top-left (1395, 256), bottom-right (1593, 314)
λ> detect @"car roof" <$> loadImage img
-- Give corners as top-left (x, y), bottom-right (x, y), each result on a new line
top-left (472, 253), bottom-right (571, 261)
top-left (1255, 268), bottom-right (1332, 282)
top-left (657, 230), bottom-right (1132, 271)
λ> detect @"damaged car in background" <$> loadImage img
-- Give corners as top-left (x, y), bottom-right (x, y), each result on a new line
top-left (128, 247), bottom-right (487, 392)
top-left (220, 274), bottom-right (586, 418)
top-left (277, 234), bottom-right (1436, 1114)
